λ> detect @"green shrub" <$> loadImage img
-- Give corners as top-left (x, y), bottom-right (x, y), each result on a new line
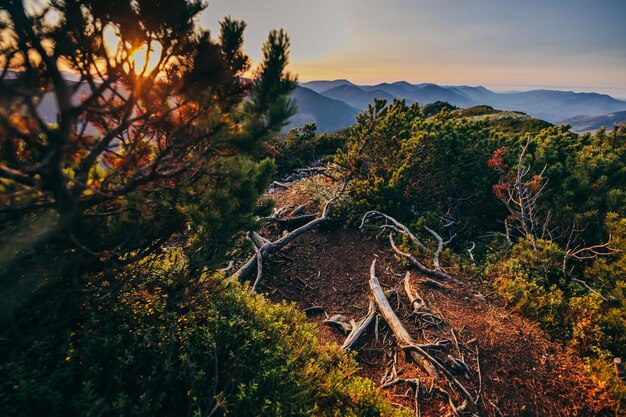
top-left (275, 123), bottom-right (347, 175)
top-left (0, 257), bottom-right (408, 417)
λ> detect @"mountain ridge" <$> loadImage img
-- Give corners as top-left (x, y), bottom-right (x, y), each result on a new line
top-left (290, 79), bottom-right (626, 132)
top-left (560, 110), bottom-right (626, 133)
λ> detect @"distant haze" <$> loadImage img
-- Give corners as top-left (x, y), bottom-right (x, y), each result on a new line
top-left (200, 0), bottom-right (626, 97)
top-left (285, 80), bottom-right (626, 132)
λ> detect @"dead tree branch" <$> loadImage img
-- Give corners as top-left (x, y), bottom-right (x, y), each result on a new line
top-left (230, 196), bottom-right (336, 284)
top-left (389, 233), bottom-right (465, 285)
top-left (369, 260), bottom-right (478, 411)
top-left (369, 260), bottom-right (436, 378)
top-left (360, 211), bottom-right (427, 250)
top-left (424, 226), bottom-right (455, 271)
top-left (342, 300), bottom-right (377, 352)
top-left (403, 272), bottom-right (427, 313)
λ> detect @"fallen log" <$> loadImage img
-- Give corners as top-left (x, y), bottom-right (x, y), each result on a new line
top-left (403, 272), bottom-right (428, 313)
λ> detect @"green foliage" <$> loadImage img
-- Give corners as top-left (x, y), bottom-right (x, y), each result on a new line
top-left (275, 123), bottom-right (347, 174)
top-left (335, 99), bottom-right (625, 405)
top-left (0, 0), bottom-right (297, 316)
top-left (454, 105), bottom-right (501, 117)
top-left (491, 238), bottom-right (569, 336)
top-left (0, 258), bottom-right (409, 417)
top-left (421, 101), bottom-right (457, 118)
top-left (0, 6), bottom-right (407, 417)
top-left (335, 99), bottom-right (504, 239)
top-left (491, 230), bottom-right (625, 358)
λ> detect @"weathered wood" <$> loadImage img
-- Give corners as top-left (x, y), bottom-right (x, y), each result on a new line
top-left (290, 204), bottom-right (306, 216)
top-left (246, 233), bottom-right (263, 293)
top-left (403, 272), bottom-right (428, 313)
top-left (369, 260), bottom-right (478, 411)
top-left (303, 306), bottom-right (325, 315)
top-left (323, 314), bottom-right (352, 334)
top-left (217, 260), bottom-right (234, 272)
top-left (415, 277), bottom-right (447, 290)
top-left (360, 211), bottom-right (427, 250)
top-left (424, 226), bottom-right (455, 271)
top-left (270, 181), bottom-right (289, 189)
top-left (230, 197), bottom-right (336, 283)
top-left (389, 233), bottom-right (465, 285)
top-left (263, 214), bottom-right (317, 225)
top-left (369, 260), bottom-right (436, 377)
top-left (342, 300), bottom-right (376, 352)
top-left (615, 357), bottom-right (625, 382)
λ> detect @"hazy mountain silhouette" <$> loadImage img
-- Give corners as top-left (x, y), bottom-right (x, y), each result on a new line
top-left (286, 86), bottom-right (359, 133)
top-left (299, 79), bottom-right (355, 93)
top-left (297, 81), bottom-right (626, 129)
top-left (560, 110), bottom-right (626, 133)
top-left (320, 84), bottom-right (396, 110)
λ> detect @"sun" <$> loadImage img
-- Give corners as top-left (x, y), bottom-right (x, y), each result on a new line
top-left (129, 42), bottom-right (162, 75)
top-left (103, 24), bottom-right (162, 75)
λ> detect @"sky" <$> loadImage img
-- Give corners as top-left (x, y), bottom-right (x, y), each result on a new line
top-left (199, 0), bottom-right (626, 97)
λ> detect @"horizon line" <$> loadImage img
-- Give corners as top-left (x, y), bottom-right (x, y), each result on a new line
top-left (297, 78), bottom-right (626, 99)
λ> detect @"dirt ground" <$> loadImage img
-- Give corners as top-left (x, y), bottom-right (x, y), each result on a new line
top-left (256, 187), bottom-right (616, 417)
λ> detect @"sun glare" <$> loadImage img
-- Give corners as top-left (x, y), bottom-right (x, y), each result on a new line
top-left (103, 24), bottom-right (162, 75)
top-left (129, 42), bottom-right (162, 75)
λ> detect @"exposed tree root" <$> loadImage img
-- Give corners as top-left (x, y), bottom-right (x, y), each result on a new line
top-left (424, 226), bottom-right (455, 271)
top-left (389, 233), bottom-right (465, 285)
top-left (230, 197), bottom-right (335, 285)
top-left (360, 210), bottom-right (465, 285)
top-left (360, 211), bottom-right (427, 250)
top-left (342, 300), bottom-right (377, 352)
top-left (369, 260), bottom-right (480, 415)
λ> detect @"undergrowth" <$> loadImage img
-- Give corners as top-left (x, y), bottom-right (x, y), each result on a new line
top-left (0, 252), bottom-right (410, 417)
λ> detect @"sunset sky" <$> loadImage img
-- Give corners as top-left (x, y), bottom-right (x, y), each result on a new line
top-left (201, 0), bottom-right (626, 97)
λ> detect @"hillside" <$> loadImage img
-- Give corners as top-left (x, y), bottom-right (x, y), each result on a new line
top-left (257, 182), bottom-right (616, 417)
top-left (560, 110), bottom-right (626, 133)
top-left (450, 105), bottom-right (553, 134)
top-left (293, 80), bottom-right (626, 131)
top-left (287, 86), bottom-right (359, 133)
top-left (320, 84), bottom-right (397, 110)
top-left (300, 79), bottom-right (355, 93)
top-left (3, 3), bottom-right (625, 417)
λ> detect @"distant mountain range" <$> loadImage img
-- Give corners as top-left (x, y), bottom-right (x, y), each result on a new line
top-left (287, 79), bottom-right (626, 133)
top-left (284, 87), bottom-right (359, 132)
top-left (560, 111), bottom-right (626, 133)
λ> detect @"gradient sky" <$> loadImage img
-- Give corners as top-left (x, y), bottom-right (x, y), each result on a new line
top-left (200, 1), bottom-right (626, 97)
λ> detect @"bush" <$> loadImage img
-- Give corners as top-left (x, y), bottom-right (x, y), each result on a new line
top-left (275, 123), bottom-right (347, 175)
top-left (0, 256), bottom-right (409, 417)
